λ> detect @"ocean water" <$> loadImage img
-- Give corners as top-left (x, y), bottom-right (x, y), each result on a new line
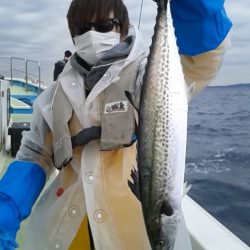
top-left (186, 84), bottom-right (250, 246)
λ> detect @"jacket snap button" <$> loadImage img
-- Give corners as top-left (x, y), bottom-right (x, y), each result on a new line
top-left (89, 103), bottom-right (93, 109)
top-left (69, 82), bottom-right (78, 89)
top-left (94, 210), bottom-right (106, 223)
top-left (85, 172), bottom-right (94, 184)
top-left (55, 243), bottom-right (60, 249)
top-left (69, 206), bottom-right (79, 218)
top-left (103, 71), bottom-right (111, 80)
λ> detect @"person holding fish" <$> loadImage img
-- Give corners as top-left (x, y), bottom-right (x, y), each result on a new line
top-left (0, 0), bottom-right (232, 249)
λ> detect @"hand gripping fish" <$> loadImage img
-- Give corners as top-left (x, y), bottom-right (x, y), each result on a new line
top-left (128, 0), bottom-right (189, 249)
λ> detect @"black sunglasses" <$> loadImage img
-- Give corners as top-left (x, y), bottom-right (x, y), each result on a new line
top-left (77, 18), bottom-right (120, 35)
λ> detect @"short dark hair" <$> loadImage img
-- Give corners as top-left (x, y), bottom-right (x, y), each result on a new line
top-left (67, 0), bottom-right (129, 38)
top-left (64, 50), bottom-right (72, 57)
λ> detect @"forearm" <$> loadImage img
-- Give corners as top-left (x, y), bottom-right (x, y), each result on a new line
top-left (17, 129), bottom-right (54, 176)
top-left (181, 35), bottom-right (231, 99)
top-left (0, 88), bottom-right (55, 247)
top-left (16, 96), bottom-right (55, 176)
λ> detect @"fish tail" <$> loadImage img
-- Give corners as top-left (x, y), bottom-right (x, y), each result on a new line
top-left (153, 0), bottom-right (168, 11)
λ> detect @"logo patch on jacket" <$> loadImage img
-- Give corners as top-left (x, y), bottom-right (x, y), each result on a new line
top-left (104, 101), bottom-right (128, 114)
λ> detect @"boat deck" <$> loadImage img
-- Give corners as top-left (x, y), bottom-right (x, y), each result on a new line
top-left (11, 114), bottom-right (33, 123)
top-left (10, 85), bottom-right (38, 96)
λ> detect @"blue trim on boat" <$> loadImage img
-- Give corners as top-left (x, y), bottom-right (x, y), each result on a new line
top-left (10, 108), bottom-right (33, 114)
top-left (11, 95), bottom-right (36, 105)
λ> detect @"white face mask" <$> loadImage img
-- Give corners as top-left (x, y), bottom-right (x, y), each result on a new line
top-left (73, 30), bottom-right (121, 65)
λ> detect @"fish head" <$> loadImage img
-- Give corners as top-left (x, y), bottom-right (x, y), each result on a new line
top-left (147, 212), bottom-right (180, 250)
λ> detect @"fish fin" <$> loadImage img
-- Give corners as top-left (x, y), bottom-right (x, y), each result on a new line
top-left (183, 182), bottom-right (192, 197)
top-left (153, 0), bottom-right (169, 10)
top-left (128, 167), bottom-right (141, 202)
top-left (187, 82), bottom-right (196, 102)
top-left (161, 200), bottom-right (174, 216)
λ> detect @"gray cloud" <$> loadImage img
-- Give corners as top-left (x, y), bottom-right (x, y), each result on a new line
top-left (0, 0), bottom-right (73, 83)
top-left (0, 0), bottom-right (249, 85)
top-left (216, 0), bottom-right (250, 84)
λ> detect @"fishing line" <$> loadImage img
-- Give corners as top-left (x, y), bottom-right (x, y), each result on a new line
top-left (138, 0), bottom-right (144, 30)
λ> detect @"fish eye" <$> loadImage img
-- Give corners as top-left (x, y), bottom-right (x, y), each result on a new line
top-left (152, 217), bottom-right (159, 224)
top-left (157, 240), bottom-right (165, 247)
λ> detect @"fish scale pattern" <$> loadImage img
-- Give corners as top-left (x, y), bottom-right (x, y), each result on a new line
top-left (137, 0), bottom-right (188, 249)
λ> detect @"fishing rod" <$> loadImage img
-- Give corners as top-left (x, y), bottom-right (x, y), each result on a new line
top-left (138, 0), bottom-right (144, 29)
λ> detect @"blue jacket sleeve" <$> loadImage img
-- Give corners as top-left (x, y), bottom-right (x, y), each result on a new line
top-left (170, 0), bottom-right (232, 55)
top-left (0, 161), bottom-right (46, 237)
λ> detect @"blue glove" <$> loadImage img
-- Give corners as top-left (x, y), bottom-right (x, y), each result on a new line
top-left (0, 194), bottom-right (19, 250)
top-left (170, 0), bottom-right (232, 55)
top-left (0, 161), bottom-right (46, 249)
top-left (0, 228), bottom-right (19, 250)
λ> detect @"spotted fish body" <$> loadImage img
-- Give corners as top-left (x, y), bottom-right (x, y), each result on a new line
top-left (137, 0), bottom-right (188, 249)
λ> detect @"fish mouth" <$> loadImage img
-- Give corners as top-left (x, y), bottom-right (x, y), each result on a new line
top-left (147, 211), bottom-right (180, 249)
top-left (154, 239), bottom-right (166, 249)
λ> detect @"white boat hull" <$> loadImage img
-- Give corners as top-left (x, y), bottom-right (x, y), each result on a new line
top-left (183, 195), bottom-right (249, 249)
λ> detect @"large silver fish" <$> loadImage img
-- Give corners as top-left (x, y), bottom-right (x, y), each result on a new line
top-left (128, 0), bottom-right (189, 249)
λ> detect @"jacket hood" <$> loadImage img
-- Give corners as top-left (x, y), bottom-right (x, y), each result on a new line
top-left (124, 23), bottom-right (147, 65)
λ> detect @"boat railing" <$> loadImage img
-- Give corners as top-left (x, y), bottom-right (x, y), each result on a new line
top-left (0, 56), bottom-right (42, 92)
top-left (25, 59), bottom-right (41, 90)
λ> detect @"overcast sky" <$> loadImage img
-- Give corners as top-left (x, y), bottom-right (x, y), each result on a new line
top-left (0, 0), bottom-right (249, 86)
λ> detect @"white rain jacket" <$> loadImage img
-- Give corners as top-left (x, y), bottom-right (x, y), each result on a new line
top-left (16, 24), bottom-right (230, 250)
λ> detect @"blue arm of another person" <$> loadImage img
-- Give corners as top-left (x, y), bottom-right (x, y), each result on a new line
top-left (170, 0), bottom-right (232, 55)
top-left (0, 228), bottom-right (19, 250)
